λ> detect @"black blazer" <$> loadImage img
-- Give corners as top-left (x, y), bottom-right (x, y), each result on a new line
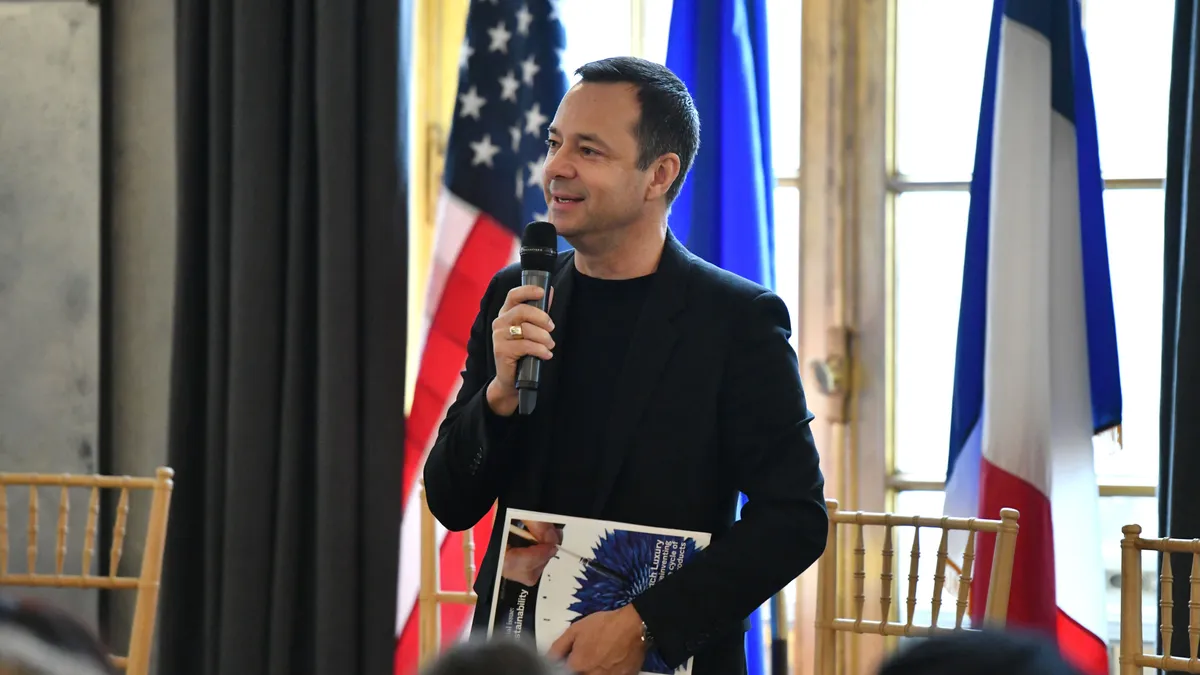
top-left (423, 232), bottom-right (828, 674)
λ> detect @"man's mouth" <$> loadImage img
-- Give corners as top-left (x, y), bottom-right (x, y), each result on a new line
top-left (552, 196), bottom-right (583, 204)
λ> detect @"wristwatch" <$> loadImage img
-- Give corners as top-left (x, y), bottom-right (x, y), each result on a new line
top-left (640, 620), bottom-right (654, 647)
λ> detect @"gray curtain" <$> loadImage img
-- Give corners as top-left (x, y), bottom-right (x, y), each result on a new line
top-left (1160, 0), bottom-right (1200, 670)
top-left (158, 1), bottom-right (409, 674)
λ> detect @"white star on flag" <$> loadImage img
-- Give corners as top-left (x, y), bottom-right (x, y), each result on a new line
top-left (469, 135), bottom-right (500, 167)
top-left (524, 103), bottom-right (549, 137)
top-left (488, 21), bottom-right (512, 54)
top-left (527, 161), bottom-right (544, 187)
top-left (499, 71), bottom-right (520, 102)
top-left (521, 55), bottom-right (540, 86)
top-left (459, 40), bottom-right (473, 70)
top-left (516, 5), bottom-right (534, 35)
top-left (458, 86), bottom-right (487, 120)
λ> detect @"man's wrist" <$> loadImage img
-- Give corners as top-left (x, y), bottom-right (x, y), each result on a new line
top-left (485, 378), bottom-right (518, 417)
top-left (640, 619), bottom-right (654, 648)
top-left (623, 602), bottom-right (652, 648)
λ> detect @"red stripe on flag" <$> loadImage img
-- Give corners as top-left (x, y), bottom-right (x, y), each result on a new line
top-left (970, 458), bottom-right (1057, 634)
top-left (396, 211), bottom-right (517, 674)
top-left (395, 505), bottom-right (497, 675)
top-left (402, 213), bottom-right (516, 504)
top-left (970, 459), bottom-right (1107, 675)
top-left (1057, 608), bottom-right (1109, 675)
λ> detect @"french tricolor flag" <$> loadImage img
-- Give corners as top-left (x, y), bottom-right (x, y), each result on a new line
top-left (943, 2), bottom-right (1121, 675)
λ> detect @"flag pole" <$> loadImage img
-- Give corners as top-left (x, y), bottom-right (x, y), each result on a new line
top-left (770, 590), bottom-right (789, 675)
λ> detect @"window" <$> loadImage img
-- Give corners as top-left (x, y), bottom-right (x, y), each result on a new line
top-left (557, 0), bottom-right (802, 660)
top-left (888, 0), bottom-right (1172, 660)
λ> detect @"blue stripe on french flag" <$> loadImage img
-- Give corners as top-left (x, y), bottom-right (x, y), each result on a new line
top-left (944, 2), bottom-right (1120, 674)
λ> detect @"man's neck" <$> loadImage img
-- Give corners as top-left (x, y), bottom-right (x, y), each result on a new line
top-left (571, 221), bottom-right (666, 280)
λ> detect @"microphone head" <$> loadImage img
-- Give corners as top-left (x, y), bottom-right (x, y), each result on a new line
top-left (520, 221), bottom-right (558, 272)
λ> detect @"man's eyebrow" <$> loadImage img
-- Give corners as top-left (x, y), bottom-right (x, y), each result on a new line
top-left (546, 126), bottom-right (613, 151)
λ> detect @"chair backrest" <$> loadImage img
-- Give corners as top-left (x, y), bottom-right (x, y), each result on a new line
top-left (1119, 524), bottom-right (1200, 674)
top-left (0, 467), bottom-right (173, 675)
top-left (813, 498), bottom-right (1020, 674)
top-left (417, 482), bottom-right (492, 666)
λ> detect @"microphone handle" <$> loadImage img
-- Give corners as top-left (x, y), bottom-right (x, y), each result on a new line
top-left (515, 269), bottom-right (552, 415)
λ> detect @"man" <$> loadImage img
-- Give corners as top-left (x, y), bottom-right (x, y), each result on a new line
top-left (422, 56), bottom-right (828, 675)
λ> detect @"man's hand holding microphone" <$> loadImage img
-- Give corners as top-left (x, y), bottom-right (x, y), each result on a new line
top-left (485, 285), bottom-right (556, 416)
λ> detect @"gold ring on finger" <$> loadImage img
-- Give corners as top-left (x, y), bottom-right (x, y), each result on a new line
top-left (509, 325), bottom-right (524, 339)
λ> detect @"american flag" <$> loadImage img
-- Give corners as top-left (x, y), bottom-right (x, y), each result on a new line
top-left (394, 1), bottom-right (567, 672)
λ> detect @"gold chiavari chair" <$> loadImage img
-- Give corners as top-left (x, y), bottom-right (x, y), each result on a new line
top-left (813, 498), bottom-right (1020, 675)
top-left (1119, 525), bottom-right (1200, 674)
top-left (417, 481), bottom-right (493, 666)
top-left (0, 467), bottom-right (174, 675)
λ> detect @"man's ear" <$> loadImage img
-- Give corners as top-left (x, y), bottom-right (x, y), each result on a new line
top-left (644, 153), bottom-right (681, 202)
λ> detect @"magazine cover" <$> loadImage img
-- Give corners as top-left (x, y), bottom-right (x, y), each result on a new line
top-left (486, 507), bottom-right (711, 675)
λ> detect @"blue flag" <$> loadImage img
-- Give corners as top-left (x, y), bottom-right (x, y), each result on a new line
top-left (667, 0), bottom-right (776, 672)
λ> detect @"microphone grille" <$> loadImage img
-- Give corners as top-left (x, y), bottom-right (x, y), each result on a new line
top-left (520, 221), bottom-right (558, 271)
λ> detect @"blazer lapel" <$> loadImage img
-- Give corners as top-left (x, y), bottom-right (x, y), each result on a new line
top-left (589, 234), bottom-right (692, 514)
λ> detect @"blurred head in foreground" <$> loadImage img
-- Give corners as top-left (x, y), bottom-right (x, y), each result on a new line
top-left (877, 629), bottom-right (1087, 675)
top-left (0, 596), bottom-right (114, 675)
top-left (419, 639), bottom-right (569, 675)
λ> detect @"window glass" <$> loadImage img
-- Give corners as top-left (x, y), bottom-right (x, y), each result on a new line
top-left (1092, 189), bottom-right (1164, 484)
top-left (557, 0), bottom-right (634, 79)
top-left (1084, 0), bottom-right (1173, 179)
top-left (893, 192), bottom-right (970, 476)
top-left (894, 0), bottom-right (991, 180)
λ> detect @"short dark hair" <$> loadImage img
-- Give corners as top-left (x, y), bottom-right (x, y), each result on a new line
top-left (419, 639), bottom-right (570, 675)
top-left (574, 56), bottom-right (700, 204)
top-left (877, 629), bottom-right (1086, 675)
top-left (0, 595), bottom-right (116, 674)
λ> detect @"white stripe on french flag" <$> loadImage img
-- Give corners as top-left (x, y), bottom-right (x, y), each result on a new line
top-left (944, 3), bottom-right (1121, 675)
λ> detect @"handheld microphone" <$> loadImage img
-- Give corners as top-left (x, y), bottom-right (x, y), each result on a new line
top-left (516, 221), bottom-right (558, 415)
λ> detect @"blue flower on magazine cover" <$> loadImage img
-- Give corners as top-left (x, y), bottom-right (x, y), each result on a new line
top-left (566, 530), bottom-right (699, 673)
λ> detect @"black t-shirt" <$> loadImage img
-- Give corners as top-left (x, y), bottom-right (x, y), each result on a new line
top-left (539, 266), bottom-right (654, 516)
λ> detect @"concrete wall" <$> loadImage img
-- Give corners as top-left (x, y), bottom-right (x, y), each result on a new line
top-left (0, 0), bottom-right (175, 670)
top-left (0, 0), bottom-right (102, 623)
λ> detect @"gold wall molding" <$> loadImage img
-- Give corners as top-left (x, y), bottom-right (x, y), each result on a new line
top-left (406, 0), bottom-right (470, 412)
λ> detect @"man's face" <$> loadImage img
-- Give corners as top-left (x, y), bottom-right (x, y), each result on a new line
top-left (541, 82), bottom-right (649, 241)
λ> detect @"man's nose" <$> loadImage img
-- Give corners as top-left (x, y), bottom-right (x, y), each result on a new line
top-left (543, 150), bottom-right (574, 181)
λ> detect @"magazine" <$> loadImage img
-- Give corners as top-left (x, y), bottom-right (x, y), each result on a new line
top-left (486, 508), bottom-right (711, 675)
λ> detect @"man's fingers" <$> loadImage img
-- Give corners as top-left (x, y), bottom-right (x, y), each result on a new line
top-left (524, 520), bottom-right (557, 542)
top-left (547, 624), bottom-right (577, 659)
top-left (497, 304), bottom-right (554, 332)
top-left (530, 543), bottom-right (559, 564)
top-left (491, 330), bottom-right (554, 360)
top-left (512, 322), bottom-right (554, 349)
top-left (501, 284), bottom-right (546, 313)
